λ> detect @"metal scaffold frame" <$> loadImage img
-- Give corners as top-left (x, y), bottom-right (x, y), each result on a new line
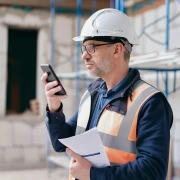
top-left (134, 0), bottom-right (180, 99)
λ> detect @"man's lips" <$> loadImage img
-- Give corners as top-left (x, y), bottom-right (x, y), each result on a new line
top-left (86, 64), bottom-right (93, 67)
top-left (85, 62), bottom-right (93, 65)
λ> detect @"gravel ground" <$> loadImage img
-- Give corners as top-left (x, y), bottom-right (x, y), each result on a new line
top-left (0, 168), bottom-right (69, 180)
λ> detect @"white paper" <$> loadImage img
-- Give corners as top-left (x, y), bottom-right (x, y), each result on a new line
top-left (59, 127), bottom-right (110, 168)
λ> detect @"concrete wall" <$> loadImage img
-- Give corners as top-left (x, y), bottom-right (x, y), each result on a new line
top-left (0, 7), bottom-right (88, 167)
top-left (0, 119), bottom-right (47, 169)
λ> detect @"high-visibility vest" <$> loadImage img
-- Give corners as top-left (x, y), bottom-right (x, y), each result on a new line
top-left (69, 80), bottom-right (160, 180)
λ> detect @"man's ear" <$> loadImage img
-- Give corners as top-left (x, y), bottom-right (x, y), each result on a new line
top-left (113, 43), bottom-right (123, 58)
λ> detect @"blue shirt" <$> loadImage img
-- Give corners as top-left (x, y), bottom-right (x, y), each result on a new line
top-left (89, 69), bottom-right (135, 129)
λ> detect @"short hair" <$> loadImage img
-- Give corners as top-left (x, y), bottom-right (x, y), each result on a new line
top-left (124, 47), bottom-right (130, 62)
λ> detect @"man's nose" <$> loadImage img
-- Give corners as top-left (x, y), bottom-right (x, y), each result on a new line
top-left (81, 51), bottom-right (91, 61)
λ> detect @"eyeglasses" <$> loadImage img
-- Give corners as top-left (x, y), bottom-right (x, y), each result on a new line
top-left (81, 43), bottom-right (114, 55)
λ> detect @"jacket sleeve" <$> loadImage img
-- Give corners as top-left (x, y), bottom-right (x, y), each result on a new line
top-left (45, 104), bottom-right (78, 152)
top-left (90, 93), bottom-right (173, 180)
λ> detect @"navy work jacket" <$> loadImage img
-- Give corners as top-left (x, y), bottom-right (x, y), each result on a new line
top-left (46, 69), bottom-right (173, 180)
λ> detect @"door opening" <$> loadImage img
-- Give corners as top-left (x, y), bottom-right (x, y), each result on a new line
top-left (6, 29), bottom-right (37, 115)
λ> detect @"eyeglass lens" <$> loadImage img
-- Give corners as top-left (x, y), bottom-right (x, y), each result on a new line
top-left (81, 44), bottom-right (94, 55)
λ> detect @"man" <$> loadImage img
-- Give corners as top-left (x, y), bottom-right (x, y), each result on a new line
top-left (41, 8), bottom-right (173, 180)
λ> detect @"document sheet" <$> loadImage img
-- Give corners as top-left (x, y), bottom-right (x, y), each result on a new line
top-left (59, 127), bottom-right (110, 168)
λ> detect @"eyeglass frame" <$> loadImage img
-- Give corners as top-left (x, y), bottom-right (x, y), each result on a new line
top-left (81, 42), bottom-right (115, 55)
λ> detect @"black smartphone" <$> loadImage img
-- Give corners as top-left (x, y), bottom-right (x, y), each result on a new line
top-left (40, 64), bottom-right (67, 95)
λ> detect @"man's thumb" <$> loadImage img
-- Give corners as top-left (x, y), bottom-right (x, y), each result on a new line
top-left (66, 148), bottom-right (80, 160)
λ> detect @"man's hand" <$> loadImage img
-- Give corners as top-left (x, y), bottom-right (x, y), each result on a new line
top-left (66, 148), bottom-right (92, 180)
top-left (41, 72), bottom-right (68, 112)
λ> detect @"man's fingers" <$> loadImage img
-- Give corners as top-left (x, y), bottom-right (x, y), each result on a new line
top-left (66, 148), bottom-right (80, 161)
top-left (45, 85), bottom-right (68, 98)
top-left (45, 81), bottom-right (58, 92)
top-left (46, 85), bottom-right (61, 96)
top-left (41, 73), bottom-right (67, 98)
top-left (41, 72), bottom-right (48, 85)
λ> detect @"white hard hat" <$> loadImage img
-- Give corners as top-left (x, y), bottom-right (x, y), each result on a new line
top-left (73, 8), bottom-right (139, 45)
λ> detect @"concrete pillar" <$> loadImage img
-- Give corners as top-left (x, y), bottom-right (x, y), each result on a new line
top-left (36, 27), bottom-right (50, 117)
top-left (0, 25), bottom-right (7, 117)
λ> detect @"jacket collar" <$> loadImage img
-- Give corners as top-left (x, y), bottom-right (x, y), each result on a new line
top-left (88, 68), bottom-right (140, 98)
top-left (87, 69), bottom-right (141, 115)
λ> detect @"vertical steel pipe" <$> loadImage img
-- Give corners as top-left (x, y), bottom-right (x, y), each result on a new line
top-left (165, 71), bottom-right (169, 98)
top-left (165, 0), bottom-right (170, 51)
top-left (165, 0), bottom-right (170, 98)
top-left (173, 70), bottom-right (176, 92)
top-left (120, 0), bottom-right (125, 13)
top-left (92, 0), bottom-right (96, 14)
top-left (47, 0), bottom-right (55, 173)
top-left (156, 71), bottom-right (159, 88)
top-left (115, 0), bottom-right (120, 10)
top-left (110, 0), bottom-right (115, 8)
top-left (115, 0), bottom-right (125, 12)
top-left (50, 0), bottom-right (55, 67)
top-left (75, 0), bottom-right (82, 107)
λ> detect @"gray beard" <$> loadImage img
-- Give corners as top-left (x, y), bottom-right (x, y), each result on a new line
top-left (87, 48), bottom-right (114, 78)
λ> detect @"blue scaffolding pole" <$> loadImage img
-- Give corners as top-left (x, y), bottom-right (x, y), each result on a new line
top-left (120, 0), bottom-right (125, 12)
top-left (115, 0), bottom-right (120, 10)
top-left (47, 0), bottom-right (55, 173)
top-left (50, 0), bottom-right (55, 68)
top-left (166, 0), bottom-right (170, 51)
top-left (115, 0), bottom-right (125, 12)
top-left (75, 0), bottom-right (82, 107)
top-left (110, 0), bottom-right (115, 8)
top-left (165, 0), bottom-right (170, 98)
top-left (92, 0), bottom-right (96, 14)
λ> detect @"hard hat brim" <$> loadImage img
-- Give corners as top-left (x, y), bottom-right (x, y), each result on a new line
top-left (73, 35), bottom-right (139, 45)
top-left (73, 36), bottom-right (84, 41)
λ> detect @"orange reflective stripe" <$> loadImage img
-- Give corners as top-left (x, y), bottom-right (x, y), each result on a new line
top-left (98, 83), bottom-right (150, 137)
top-left (127, 83), bottom-right (150, 110)
top-left (104, 146), bottom-right (136, 164)
top-left (128, 91), bottom-right (159, 141)
top-left (97, 109), bottom-right (123, 136)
